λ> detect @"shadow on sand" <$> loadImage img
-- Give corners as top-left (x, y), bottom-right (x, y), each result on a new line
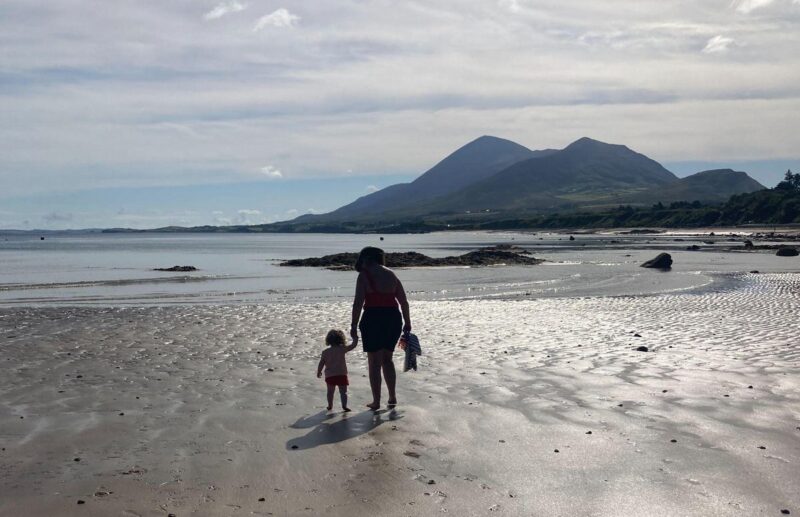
top-left (287, 409), bottom-right (403, 450)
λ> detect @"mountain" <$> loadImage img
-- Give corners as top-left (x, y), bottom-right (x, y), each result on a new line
top-left (279, 136), bottom-right (766, 230)
top-left (404, 137), bottom-right (678, 214)
top-left (320, 135), bottom-right (547, 220)
top-left (621, 169), bottom-right (765, 205)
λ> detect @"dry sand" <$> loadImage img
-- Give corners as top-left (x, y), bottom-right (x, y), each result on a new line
top-left (1, 273), bottom-right (799, 516)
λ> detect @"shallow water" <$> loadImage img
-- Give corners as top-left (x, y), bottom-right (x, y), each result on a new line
top-left (0, 231), bottom-right (797, 305)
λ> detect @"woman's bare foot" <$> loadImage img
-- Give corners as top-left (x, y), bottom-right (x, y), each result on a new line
top-left (366, 401), bottom-right (380, 410)
top-left (326, 406), bottom-right (332, 411)
top-left (387, 399), bottom-right (397, 407)
top-left (343, 407), bottom-right (352, 412)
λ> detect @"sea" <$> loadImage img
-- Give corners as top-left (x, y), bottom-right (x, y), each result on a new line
top-left (0, 231), bottom-right (795, 306)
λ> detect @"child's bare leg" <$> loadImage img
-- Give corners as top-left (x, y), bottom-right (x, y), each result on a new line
top-left (339, 385), bottom-right (351, 411)
top-left (326, 384), bottom-right (335, 410)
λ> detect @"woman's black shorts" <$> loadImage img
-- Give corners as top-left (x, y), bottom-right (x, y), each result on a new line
top-left (359, 307), bottom-right (402, 353)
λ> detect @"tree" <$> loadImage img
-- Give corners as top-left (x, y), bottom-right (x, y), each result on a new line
top-left (776, 169), bottom-right (799, 191)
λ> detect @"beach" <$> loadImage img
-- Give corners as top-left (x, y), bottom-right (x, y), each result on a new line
top-left (1, 271), bottom-right (799, 516)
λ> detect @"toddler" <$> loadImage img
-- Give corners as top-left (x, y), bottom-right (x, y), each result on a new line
top-left (317, 329), bottom-right (357, 411)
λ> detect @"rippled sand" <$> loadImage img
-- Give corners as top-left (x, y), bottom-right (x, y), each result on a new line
top-left (1, 273), bottom-right (798, 516)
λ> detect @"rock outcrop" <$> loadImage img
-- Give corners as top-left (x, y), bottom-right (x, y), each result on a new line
top-left (776, 246), bottom-right (799, 257)
top-left (280, 246), bottom-right (543, 270)
top-left (153, 266), bottom-right (198, 272)
top-left (640, 253), bottom-right (673, 269)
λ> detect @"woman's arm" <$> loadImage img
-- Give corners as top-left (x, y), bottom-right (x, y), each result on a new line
top-left (350, 274), bottom-right (366, 342)
top-left (395, 277), bottom-right (411, 333)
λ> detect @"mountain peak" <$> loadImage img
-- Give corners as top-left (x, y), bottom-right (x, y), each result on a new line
top-left (463, 135), bottom-right (526, 149)
top-left (565, 136), bottom-right (621, 151)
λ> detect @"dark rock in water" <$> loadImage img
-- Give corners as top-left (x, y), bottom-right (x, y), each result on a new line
top-left (291, 445), bottom-right (298, 450)
top-left (553, 449), bottom-right (559, 453)
top-left (686, 245), bottom-right (700, 251)
top-left (744, 240), bottom-right (754, 248)
top-left (781, 510), bottom-right (790, 515)
top-left (750, 270), bottom-right (759, 274)
top-left (640, 253), bottom-right (672, 269)
top-left (154, 265), bottom-right (198, 272)
top-left (670, 439), bottom-right (677, 443)
top-left (569, 235), bottom-right (575, 241)
top-left (622, 229), bottom-right (663, 234)
top-left (77, 500), bottom-right (85, 505)
top-left (776, 247), bottom-right (799, 257)
top-left (634, 333), bottom-right (642, 337)
top-left (281, 246), bottom-right (543, 270)
top-left (636, 346), bottom-right (649, 352)
top-left (258, 497), bottom-right (266, 502)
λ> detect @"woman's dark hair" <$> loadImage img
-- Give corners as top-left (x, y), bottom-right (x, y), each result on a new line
top-left (326, 329), bottom-right (346, 347)
top-left (355, 246), bottom-right (385, 272)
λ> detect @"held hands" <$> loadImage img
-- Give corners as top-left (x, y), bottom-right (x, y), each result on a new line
top-left (350, 326), bottom-right (359, 345)
top-left (403, 322), bottom-right (412, 334)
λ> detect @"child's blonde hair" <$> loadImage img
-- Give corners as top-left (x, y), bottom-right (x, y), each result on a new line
top-left (325, 329), bottom-right (346, 347)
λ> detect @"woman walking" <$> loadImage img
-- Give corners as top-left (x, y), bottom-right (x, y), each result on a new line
top-left (351, 247), bottom-right (411, 410)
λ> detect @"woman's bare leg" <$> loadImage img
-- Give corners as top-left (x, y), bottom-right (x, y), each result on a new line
top-left (326, 384), bottom-right (335, 410)
top-left (366, 352), bottom-right (382, 410)
top-left (382, 349), bottom-right (397, 405)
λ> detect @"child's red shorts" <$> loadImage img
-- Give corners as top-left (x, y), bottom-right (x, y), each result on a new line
top-left (325, 375), bottom-right (349, 386)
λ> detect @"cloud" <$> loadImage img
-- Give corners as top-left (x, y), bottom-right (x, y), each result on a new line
top-left (285, 208), bottom-right (299, 216)
top-left (702, 35), bottom-right (735, 53)
top-left (237, 208), bottom-right (263, 224)
top-left (43, 211), bottom-right (73, 222)
top-left (253, 8), bottom-right (299, 31)
top-left (499, 0), bottom-right (521, 13)
top-left (733, 0), bottom-right (776, 13)
top-left (365, 185), bottom-right (379, 193)
top-left (260, 165), bottom-right (283, 178)
top-left (204, 1), bottom-right (246, 20)
top-left (733, 0), bottom-right (800, 12)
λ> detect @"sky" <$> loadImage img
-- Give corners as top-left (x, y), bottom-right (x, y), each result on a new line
top-left (1, 0), bottom-right (799, 230)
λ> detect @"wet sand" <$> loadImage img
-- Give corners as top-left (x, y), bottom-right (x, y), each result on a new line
top-left (1, 273), bottom-right (799, 516)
